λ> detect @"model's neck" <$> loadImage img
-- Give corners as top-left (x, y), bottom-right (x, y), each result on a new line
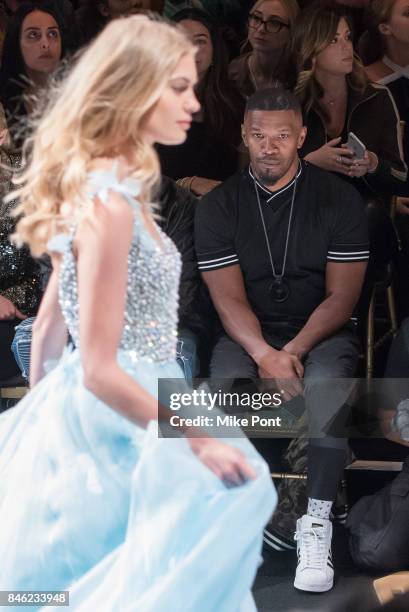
top-left (384, 39), bottom-right (409, 67)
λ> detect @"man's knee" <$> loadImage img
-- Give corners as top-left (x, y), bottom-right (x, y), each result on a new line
top-left (304, 329), bottom-right (360, 380)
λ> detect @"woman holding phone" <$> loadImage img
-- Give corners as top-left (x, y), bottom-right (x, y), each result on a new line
top-left (291, 3), bottom-right (407, 326)
top-left (291, 3), bottom-right (407, 199)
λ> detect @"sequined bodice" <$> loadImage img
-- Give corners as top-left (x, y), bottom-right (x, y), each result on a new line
top-left (50, 165), bottom-right (182, 363)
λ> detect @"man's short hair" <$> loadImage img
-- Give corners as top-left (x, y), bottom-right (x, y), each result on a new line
top-left (245, 87), bottom-right (302, 117)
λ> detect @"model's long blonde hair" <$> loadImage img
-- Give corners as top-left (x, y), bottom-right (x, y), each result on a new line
top-left (13, 15), bottom-right (194, 256)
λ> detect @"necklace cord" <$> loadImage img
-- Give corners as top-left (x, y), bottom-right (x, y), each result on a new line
top-left (253, 163), bottom-right (299, 280)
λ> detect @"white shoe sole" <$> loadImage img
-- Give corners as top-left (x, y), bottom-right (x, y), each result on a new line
top-left (293, 576), bottom-right (334, 593)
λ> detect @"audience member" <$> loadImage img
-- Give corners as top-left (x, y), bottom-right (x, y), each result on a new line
top-left (75, 0), bottom-right (162, 46)
top-left (292, 3), bottom-right (407, 326)
top-left (298, 0), bottom-right (370, 41)
top-left (0, 137), bottom-right (42, 380)
top-left (228, 0), bottom-right (299, 98)
top-left (365, 0), bottom-right (409, 317)
top-left (0, 2), bottom-right (64, 149)
top-left (2, 0), bottom-right (80, 52)
top-left (163, 1), bottom-right (253, 57)
top-left (195, 88), bottom-right (368, 593)
top-left (365, 0), bottom-right (409, 166)
top-left (292, 4), bottom-right (407, 201)
top-left (157, 8), bottom-right (244, 195)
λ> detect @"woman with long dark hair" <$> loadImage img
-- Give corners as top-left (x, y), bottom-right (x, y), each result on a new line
top-left (292, 2), bottom-right (407, 337)
top-left (292, 3), bottom-right (406, 197)
top-left (0, 2), bottom-right (65, 147)
top-left (157, 8), bottom-right (244, 196)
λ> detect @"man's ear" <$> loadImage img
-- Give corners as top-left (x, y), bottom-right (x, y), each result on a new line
top-left (241, 123), bottom-right (248, 147)
top-left (297, 126), bottom-right (307, 149)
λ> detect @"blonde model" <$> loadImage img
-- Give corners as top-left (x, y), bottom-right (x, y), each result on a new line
top-left (0, 15), bottom-right (275, 611)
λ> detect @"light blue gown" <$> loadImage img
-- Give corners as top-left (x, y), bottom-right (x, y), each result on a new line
top-left (0, 166), bottom-right (276, 611)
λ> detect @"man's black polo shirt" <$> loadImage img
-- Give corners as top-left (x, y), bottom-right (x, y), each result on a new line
top-left (195, 162), bottom-right (369, 333)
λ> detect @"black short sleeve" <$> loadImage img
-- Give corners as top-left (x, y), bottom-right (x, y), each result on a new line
top-left (194, 179), bottom-right (240, 272)
top-left (326, 181), bottom-right (370, 263)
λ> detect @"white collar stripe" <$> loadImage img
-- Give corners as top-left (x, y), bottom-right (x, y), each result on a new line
top-left (249, 164), bottom-right (303, 202)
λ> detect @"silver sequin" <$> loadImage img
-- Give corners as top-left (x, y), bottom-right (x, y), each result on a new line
top-left (53, 168), bottom-right (181, 363)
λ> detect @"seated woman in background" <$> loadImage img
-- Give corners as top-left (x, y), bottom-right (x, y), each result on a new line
top-left (75, 0), bottom-right (163, 47)
top-left (292, 3), bottom-right (407, 200)
top-left (228, 0), bottom-right (299, 99)
top-left (157, 8), bottom-right (244, 196)
top-left (365, 0), bottom-right (409, 318)
top-left (0, 108), bottom-right (42, 381)
top-left (291, 3), bottom-right (407, 324)
top-left (365, 0), bottom-right (409, 172)
top-left (0, 2), bottom-right (64, 149)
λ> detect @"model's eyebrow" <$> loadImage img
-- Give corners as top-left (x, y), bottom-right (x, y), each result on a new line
top-left (169, 77), bottom-right (191, 84)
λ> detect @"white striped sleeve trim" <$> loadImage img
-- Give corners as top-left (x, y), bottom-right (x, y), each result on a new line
top-left (198, 253), bottom-right (239, 271)
top-left (327, 249), bottom-right (369, 262)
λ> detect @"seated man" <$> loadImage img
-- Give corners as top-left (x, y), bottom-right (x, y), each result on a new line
top-left (195, 87), bottom-right (369, 593)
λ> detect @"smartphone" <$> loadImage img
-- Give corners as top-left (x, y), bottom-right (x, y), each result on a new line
top-left (347, 132), bottom-right (366, 160)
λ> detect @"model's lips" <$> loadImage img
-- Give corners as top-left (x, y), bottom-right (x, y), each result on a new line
top-left (38, 53), bottom-right (53, 59)
top-left (177, 121), bottom-right (192, 129)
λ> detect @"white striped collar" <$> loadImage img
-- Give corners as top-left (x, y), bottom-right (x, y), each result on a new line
top-left (248, 163), bottom-right (303, 204)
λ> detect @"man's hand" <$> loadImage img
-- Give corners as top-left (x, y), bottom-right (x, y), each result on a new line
top-left (0, 295), bottom-right (26, 320)
top-left (256, 345), bottom-right (304, 400)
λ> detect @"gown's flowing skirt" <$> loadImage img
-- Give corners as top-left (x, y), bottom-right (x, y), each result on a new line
top-left (0, 349), bottom-right (276, 611)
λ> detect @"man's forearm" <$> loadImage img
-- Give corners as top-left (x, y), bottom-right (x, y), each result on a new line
top-left (285, 297), bottom-right (354, 358)
top-left (215, 297), bottom-right (271, 362)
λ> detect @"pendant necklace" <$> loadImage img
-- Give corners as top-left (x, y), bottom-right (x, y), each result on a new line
top-left (253, 165), bottom-right (299, 303)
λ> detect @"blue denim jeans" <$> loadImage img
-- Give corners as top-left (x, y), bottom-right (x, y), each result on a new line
top-left (11, 317), bottom-right (35, 379)
top-left (11, 319), bottom-right (201, 383)
top-left (176, 328), bottom-right (200, 382)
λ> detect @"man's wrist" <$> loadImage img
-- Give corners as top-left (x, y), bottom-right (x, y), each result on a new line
top-left (283, 340), bottom-right (306, 360)
top-left (251, 342), bottom-right (278, 365)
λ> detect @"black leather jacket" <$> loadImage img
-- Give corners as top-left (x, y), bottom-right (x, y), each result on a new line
top-left (300, 83), bottom-right (408, 199)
